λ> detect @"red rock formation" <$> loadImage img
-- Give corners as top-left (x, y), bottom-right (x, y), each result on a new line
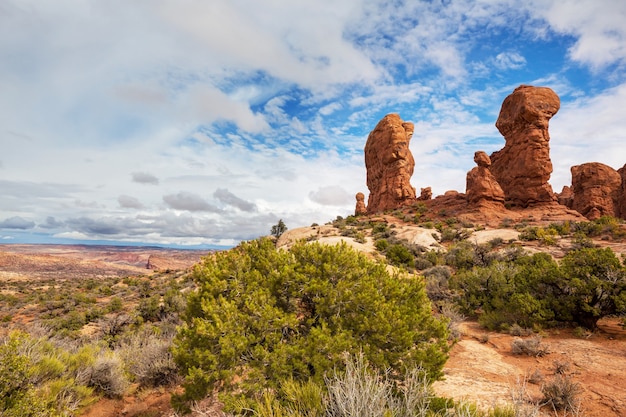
top-left (355, 192), bottom-right (367, 215)
top-left (418, 187), bottom-right (432, 201)
top-left (490, 85), bottom-right (560, 207)
top-left (557, 186), bottom-right (573, 208)
top-left (364, 114), bottom-right (416, 213)
top-left (466, 151), bottom-right (505, 205)
top-left (619, 164), bottom-right (626, 218)
top-left (571, 162), bottom-right (622, 220)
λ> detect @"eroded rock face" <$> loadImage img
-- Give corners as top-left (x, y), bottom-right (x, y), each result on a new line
top-left (490, 85), bottom-right (560, 207)
top-left (557, 186), bottom-right (574, 208)
top-left (418, 187), bottom-right (432, 201)
top-left (355, 192), bottom-right (367, 215)
top-left (466, 151), bottom-right (505, 205)
top-left (364, 114), bottom-right (416, 213)
top-left (619, 164), bottom-right (626, 219)
top-left (571, 162), bottom-right (622, 220)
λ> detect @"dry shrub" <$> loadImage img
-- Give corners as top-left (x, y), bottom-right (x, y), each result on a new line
top-left (119, 331), bottom-right (179, 388)
top-left (86, 354), bottom-right (128, 398)
top-left (508, 324), bottom-right (533, 337)
top-left (511, 336), bottom-right (549, 357)
top-left (541, 375), bottom-right (582, 412)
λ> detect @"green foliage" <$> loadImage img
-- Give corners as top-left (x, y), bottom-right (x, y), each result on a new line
top-left (451, 246), bottom-right (626, 331)
top-left (560, 247), bottom-right (626, 329)
top-left (271, 219), bottom-right (288, 238)
top-left (173, 238), bottom-right (449, 410)
top-left (385, 243), bottom-right (414, 267)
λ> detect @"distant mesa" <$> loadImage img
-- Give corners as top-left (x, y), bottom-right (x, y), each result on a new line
top-left (357, 85), bottom-right (626, 222)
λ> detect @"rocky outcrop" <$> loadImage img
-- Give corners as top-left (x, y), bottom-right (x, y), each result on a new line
top-left (570, 163), bottom-right (622, 220)
top-left (466, 151), bottom-right (505, 206)
top-left (364, 114), bottom-right (416, 213)
top-left (355, 192), bottom-right (367, 215)
top-left (557, 186), bottom-right (573, 208)
top-left (418, 187), bottom-right (432, 201)
top-left (490, 85), bottom-right (560, 207)
top-left (619, 164), bottom-right (626, 218)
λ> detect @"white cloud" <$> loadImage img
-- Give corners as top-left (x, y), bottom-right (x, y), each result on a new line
top-left (309, 186), bottom-right (353, 206)
top-left (494, 52), bottom-right (527, 70)
top-left (533, 0), bottom-right (626, 69)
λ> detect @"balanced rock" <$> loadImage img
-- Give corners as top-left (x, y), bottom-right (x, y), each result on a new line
top-left (490, 85), bottom-right (560, 207)
top-left (571, 162), bottom-right (622, 220)
top-left (466, 151), bottom-right (505, 205)
top-left (355, 192), bottom-right (367, 215)
top-left (364, 114), bottom-right (416, 213)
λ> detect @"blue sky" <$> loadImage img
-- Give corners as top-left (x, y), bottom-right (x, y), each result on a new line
top-left (1, 0), bottom-right (626, 248)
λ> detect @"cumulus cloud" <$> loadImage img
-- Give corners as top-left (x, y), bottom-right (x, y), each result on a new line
top-left (118, 195), bottom-right (144, 209)
top-left (535, 0), bottom-right (626, 69)
top-left (0, 216), bottom-right (35, 230)
top-left (163, 191), bottom-right (222, 212)
top-left (214, 188), bottom-right (256, 212)
top-left (309, 186), bottom-right (353, 206)
top-left (132, 172), bottom-right (159, 185)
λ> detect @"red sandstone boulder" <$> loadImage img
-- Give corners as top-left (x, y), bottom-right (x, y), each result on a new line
top-left (571, 162), bottom-right (622, 220)
top-left (355, 192), bottom-right (367, 215)
top-left (466, 151), bottom-right (505, 205)
top-left (490, 85), bottom-right (560, 207)
top-left (364, 114), bottom-right (416, 213)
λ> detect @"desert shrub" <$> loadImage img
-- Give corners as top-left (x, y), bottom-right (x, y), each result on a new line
top-left (374, 238), bottom-right (389, 252)
top-left (172, 238), bottom-right (449, 412)
top-left (325, 354), bottom-right (432, 417)
top-left (541, 375), bottom-right (581, 412)
top-left (385, 243), bottom-right (414, 267)
top-left (452, 253), bottom-right (562, 329)
top-left (508, 324), bottom-right (532, 337)
top-left (511, 337), bottom-right (549, 357)
top-left (559, 247), bottom-right (626, 329)
top-left (120, 330), bottom-right (179, 388)
top-left (423, 266), bottom-right (454, 302)
top-left (85, 354), bottom-right (128, 398)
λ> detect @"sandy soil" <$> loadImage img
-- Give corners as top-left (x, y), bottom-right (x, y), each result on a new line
top-left (434, 320), bottom-right (626, 416)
